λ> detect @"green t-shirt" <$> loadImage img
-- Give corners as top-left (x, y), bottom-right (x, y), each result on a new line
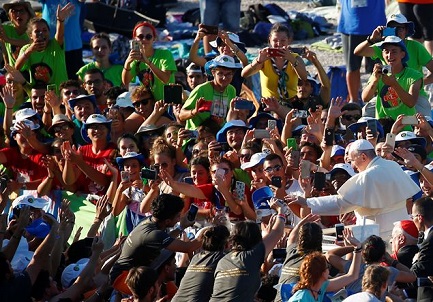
top-left (182, 81), bottom-right (237, 130)
top-left (2, 22), bottom-right (29, 67)
top-left (19, 39), bottom-right (68, 88)
top-left (373, 39), bottom-right (432, 73)
top-left (129, 48), bottom-right (176, 101)
top-left (374, 66), bottom-right (423, 120)
top-left (76, 62), bottom-right (124, 87)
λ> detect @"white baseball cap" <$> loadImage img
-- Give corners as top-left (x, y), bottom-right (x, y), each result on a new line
top-left (241, 152), bottom-right (267, 170)
top-left (61, 258), bottom-right (89, 289)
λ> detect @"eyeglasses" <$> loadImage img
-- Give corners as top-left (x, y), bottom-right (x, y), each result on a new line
top-left (239, 153), bottom-right (251, 161)
top-left (342, 115), bottom-right (361, 122)
top-left (63, 89), bottom-right (79, 96)
top-left (133, 98), bottom-right (153, 107)
top-left (264, 165), bottom-right (282, 173)
top-left (410, 213), bottom-right (422, 220)
top-left (85, 79), bottom-right (103, 86)
top-left (53, 124), bottom-right (70, 132)
top-left (136, 34), bottom-right (153, 41)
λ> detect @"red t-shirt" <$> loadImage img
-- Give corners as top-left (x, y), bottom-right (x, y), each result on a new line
top-left (1, 148), bottom-right (47, 184)
top-left (75, 143), bottom-right (117, 195)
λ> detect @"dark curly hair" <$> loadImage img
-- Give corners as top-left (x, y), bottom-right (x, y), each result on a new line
top-left (151, 194), bottom-right (184, 221)
top-left (202, 225), bottom-right (230, 251)
top-left (190, 156), bottom-right (210, 172)
top-left (362, 235), bottom-right (386, 264)
top-left (229, 221), bottom-right (262, 251)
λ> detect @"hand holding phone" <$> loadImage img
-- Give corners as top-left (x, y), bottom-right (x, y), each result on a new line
top-left (254, 129), bottom-right (271, 139)
top-left (271, 176), bottom-right (282, 188)
top-left (335, 223), bottom-right (344, 243)
top-left (235, 181), bottom-right (246, 200)
top-left (401, 115), bottom-right (418, 125)
top-left (187, 204), bottom-right (199, 221)
top-left (121, 171), bottom-right (130, 182)
top-left (300, 160), bottom-right (311, 179)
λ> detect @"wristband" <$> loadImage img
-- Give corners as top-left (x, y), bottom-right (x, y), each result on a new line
top-left (57, 18), bottom-right (64, 22)
top-left (123, 66), bottom-right (131, 71)
top-left (366, 35), bottom-right (374, 45)
top-left (353, 247), bottom-right (362, 253)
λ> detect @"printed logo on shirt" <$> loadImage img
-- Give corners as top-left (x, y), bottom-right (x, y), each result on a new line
top-left (31, 62), bottom-right (52, 85)
top-left (380, 85), bottom-right (399, 108)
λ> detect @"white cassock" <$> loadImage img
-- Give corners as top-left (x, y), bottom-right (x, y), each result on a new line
top-left (307, 157), bottom-right (420, 238)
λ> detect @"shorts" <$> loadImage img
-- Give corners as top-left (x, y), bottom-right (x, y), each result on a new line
top-left (199, 0), bottom-right (241, 32)
top-left (398, 3), bottom-right (433, 41)
top-left (342, 34), bottom-right (375, 72)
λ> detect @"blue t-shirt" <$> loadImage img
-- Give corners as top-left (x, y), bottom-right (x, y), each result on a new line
top-left (41, 0), bottom-right (83, 51)
top-left (288, 280), bottom-right (329, 302)
top-left (337, 0), bottom-right (386, 35)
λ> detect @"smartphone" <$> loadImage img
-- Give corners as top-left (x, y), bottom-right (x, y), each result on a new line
top-left (293, 110), bottom-right (308, 118)
top-left (183, 177), bottom-right (194, 185)
top-left (215, 168), bottom-right (225, 179)
top-left (271, 176), bottom-right (282, 188)
top-left (235, 181), bottom-right (246, 200)
top-left (47, 84), bottom-right (56, 92)
top-left (392, 151), bottom-right (404, 162)
top-left (382, 27), bottom-right (396, 37)
top-left (268, 47), bottom-right (283, 57)
top-left (290, 47), bottom-right (305, 55)
top-left (164, 84), bottom-right (182, 104)
top-left (201, 24), bottom-right (218, 35)
top-left (216, 142), bottom-right (230, 152)
top-left (234, 99), bottom-right (255, 110)
top-left (254, 129), bottom-right (271, 139)
top-left (366, 119), bottom-right (377, 137)
top-left (189, 130), bottom-right (199, 140)
top-left (131, 40), bottom-right (141, 52)
top-left (324, 128), bottom-right (334, 146)
top-left (272, 248), bottom-right (287, 260)
top-left (291, 150), bottom-right (300, 167)
top-left (313, 172), bottom-right (326, 191)
top-left (140, 167), bottom-right (157, 180)
top-left (300, 160), bottom-right (311, 179)
top-left (187, 204), bottom-right (199, 221)
top-left (121, 171), bottom-right (130, 182)
top-left (385, 133), bottom-right (396, 149)
top-left (335, 223), bottom-right (344, 243)
top-left (108, 107), bottom-right (120, 121)
top-left (401, 115), bottom-right (418, 125)
top-left (36, 31), bottom-right (43, 40)
top-left (268, 120), bottom-right (277, 130)
top-left (286, 138), bottom-right (298, 151)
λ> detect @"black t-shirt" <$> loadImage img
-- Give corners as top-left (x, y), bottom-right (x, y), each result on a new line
top-left (275, 243), bottom-right (305, 302)
top-left (209, 242), bottom-right (265, 302)
top-left (0, 271), bottom-right (32, 302)
top-left (172, 250), bottom-right (225, 302)
top-left (110, 218), bottom-right (174, 282)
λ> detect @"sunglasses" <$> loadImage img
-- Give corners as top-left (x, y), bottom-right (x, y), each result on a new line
top-left (133, 98), bottom-right (153, 107)
top-left (63, 89), bottom-right (79, 96)
top-left (342, 115), bottom-right (361, 122)
top-left (53, 124), bottom-right (70, 132)
top-left (136, 34), bottom-right (153, 41)
top-left (264, 165), bottom-right (282, 173)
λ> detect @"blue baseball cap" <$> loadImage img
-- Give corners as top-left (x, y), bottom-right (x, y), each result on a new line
top-left (252, 186), bottom-right (273, 210)
top-left (25, 218), bottom-right (51, 239)
top-left (374, 36), bottom-right (409, 63)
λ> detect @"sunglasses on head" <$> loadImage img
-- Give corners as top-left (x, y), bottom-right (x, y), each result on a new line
top-left (342, 115), bottom-right (361, 122)
top-left (133, 98), bottom-right (153, 107)
top-left (136, 34), bottom-right (153, 41)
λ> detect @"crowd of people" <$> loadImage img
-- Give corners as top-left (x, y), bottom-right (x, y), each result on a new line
top-left (1, 0), bottom-right (433, 301)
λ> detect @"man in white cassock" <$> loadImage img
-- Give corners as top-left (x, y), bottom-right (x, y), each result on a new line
top-left (292, 139), bottom-right (420, 238)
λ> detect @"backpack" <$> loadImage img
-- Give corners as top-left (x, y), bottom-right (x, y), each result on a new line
top-left (264, 3), bottom-right (291, 23)
top-left (248, 4), bottom-right (270, 23)
top-left (326, 66), bottom-right (349, 101)
top-left (182, 7), bottom-right (200, 26)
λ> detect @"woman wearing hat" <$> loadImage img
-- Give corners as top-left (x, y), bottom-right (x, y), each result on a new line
top-left (179, 54), bottom-right (241, 130)
top-left (1, 0), bottom-right (33, 66)
top-left (62, 114), bottom-right (117, 195)
top-left (189, 27), bottom-right (248, 95)
top-left (242, 23), bottom-right (308, 104)
top-left (15, 3), bottom-right (74, 88)
top-left (122, 22), bottom-right (177, 101)
top-left (112, 152), bottom-right (148, 233)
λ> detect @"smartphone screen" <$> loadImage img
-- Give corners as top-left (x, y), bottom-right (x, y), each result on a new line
top-left (291, 150), bottom-right (300, 167)
top-left (234, 99), bottom-right (254, 110)
top-left (366, 119), bottom-right (377, 137)
top-left (313, 172), bottom-right (326, 191)
top-left (300, 160), bottom-right (311, 179)
top-left (382, 27), bottom-right (396, 37)
top-left (187, 204), bottom-right (199, 221)
top-left (164, 85), bottom-right (182, 104)
top-left (335, 223), bottom-right (344, 242)
top-left (254, 129), bottom-right (271, 139)
top-left (271, 176), bottom-right (282, 188)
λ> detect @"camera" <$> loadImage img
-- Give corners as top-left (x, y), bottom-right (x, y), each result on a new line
top-left (140, 167), bottom-right (157, 180)
top-left (381, 65), bottom-right (391, 75)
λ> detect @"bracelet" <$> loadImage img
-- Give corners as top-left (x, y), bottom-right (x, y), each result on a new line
top-left (353, 247), bottom-right (362, 253)
top-left (123, 66), bottom-right (131, 71)
top-left (366, 35), bottom-right (373, 45)
top-left (391, 260), bottom-right (399, 267)
top-left (190, 109), bottom-right (196, 117)
top-left (419, 166), bottom-right (425, 173)
top-left (231, 45), bottom-right (240, 55)
top-left (6, 107), bottom-right (13, 110)
top-left (57, 18), bottom-right (64, 22)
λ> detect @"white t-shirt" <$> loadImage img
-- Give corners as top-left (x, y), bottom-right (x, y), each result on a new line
top-left (343, 292), bottom-right (381, 302)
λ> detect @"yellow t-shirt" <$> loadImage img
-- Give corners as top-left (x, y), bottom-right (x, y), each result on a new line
top-left (259, 55), bottom-right (299, 100)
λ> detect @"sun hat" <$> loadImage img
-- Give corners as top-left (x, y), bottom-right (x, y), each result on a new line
top-left (204, 54), bottom-right (242, 76)
top-left (150, 249), bottom-right (175, 271)
top-left (10, 118), bottom-right (40, 133)
top-left (374, 36), bottom-right (409, 63)
top-left (209, 32), bottom-right (246, 52)
top-left (12, 195), bottom-right (49, 209)
top-left (252, 186), bottom-right (274, 222)
top-left (48, 114), bottom-right (75, 133)
top-left (249, 112), bottom-right (283, 132)
top-left (395, 131), bottom-right (426, 147)
top-left (115, 92), bottom-right (134, 108)
top-left (330, 163), bottom-right (356, 178)
top-left (15, 108), bottom-right (38, 122)
top-left (406, 144), bottom-right (426, 160)
top-left (61, 258), bottom-right (89, 289)
top-left (241, 152), bottom-right (267, 170)
top-left (347, 116), bottom-right (384, 139)
top-left (2, 236), bottom-right (34, 274)
top-left (3, 0), bottom-right (35, 17)
top-left (116, 152), bottom-right (145, 168)
top-left (81, 114), bottom-right (112, 143)
top-left (135, 124), bottom-right (165, 136)
top-left (386, 13), bottom-right (415, 36)
top-left (216, 120), bottom-right (250, 143)
top-left (68, 95), bottom-right (98, 111)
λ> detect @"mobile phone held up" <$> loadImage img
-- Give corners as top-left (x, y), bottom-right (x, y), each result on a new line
top-left (335, 223), bottom-right (344, 243)
top-left (163, 84), bottom-right (182, 105)
top-left (267, 48), bottom-right (283, 57)
top-left (200, 24), bottom-right (218, 35)
top-left (187, 204), bottom-right (199, 221)
top-left (234, 99), bottom-right (255, 111)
